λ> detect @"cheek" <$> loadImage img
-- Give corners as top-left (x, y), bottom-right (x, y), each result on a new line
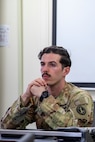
top-left (40, 67), bottom-right (43, 72)
top-left (53, 69), bottom-right (63, 77)
top-left (52, 72), bottom-right (63, 83)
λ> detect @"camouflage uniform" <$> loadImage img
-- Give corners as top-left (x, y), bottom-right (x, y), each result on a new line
top-left (1, 82), bottom-right (94, 130)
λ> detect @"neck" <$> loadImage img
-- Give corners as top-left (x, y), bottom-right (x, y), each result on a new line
top-left (47, 80), bottom-right (66, 97)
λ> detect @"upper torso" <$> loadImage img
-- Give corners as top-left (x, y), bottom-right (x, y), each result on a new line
top-left (1, 82), bottom-right (94, 130)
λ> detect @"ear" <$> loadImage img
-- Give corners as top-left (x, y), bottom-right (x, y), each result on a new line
top-left (63, 66), bottom-right (70, 76)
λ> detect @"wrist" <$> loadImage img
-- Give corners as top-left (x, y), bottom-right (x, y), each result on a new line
top-left (40, 91), bottom-right (49, 102)
top-left (21, 93), bottom-right (30, 105)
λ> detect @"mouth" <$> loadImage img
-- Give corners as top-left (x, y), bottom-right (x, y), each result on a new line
top-left (42, 73), bottom-right (50, 80)
top-left (42, 75), bottom-right (49, 79)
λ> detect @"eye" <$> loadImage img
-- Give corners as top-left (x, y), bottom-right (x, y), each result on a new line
top-left (49, 62), bottom-right (57, 67)
top-left (40, 62), bottom-right (45, 66)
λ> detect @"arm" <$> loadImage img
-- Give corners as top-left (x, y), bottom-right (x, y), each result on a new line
top-left (39, 92), bottom-right (94, 129)
top-left (1, 96), bottom-right (35, 129)
top-left (39, 95), bottom-right (77, 129)
top-left (1, 78), bottom-right (47, 129)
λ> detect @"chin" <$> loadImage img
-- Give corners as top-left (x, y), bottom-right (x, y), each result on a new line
top-left (44, 79), bottom-right (54, 86)
top-left (47, 82), bottom-right (54, 86)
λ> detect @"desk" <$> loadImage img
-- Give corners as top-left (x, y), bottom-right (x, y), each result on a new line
top-left (0, 127), bottom-right (94, 142)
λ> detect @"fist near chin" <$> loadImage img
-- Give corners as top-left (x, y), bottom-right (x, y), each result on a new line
top-left (30, 85), bottom-right (46, 98)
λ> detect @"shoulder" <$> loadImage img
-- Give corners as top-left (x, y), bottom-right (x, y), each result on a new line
top-left (67, 82), bottom-right (93, 103)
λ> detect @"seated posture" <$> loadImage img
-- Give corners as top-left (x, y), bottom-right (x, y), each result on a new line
top-left (1, 45), bottom-right (94, 130)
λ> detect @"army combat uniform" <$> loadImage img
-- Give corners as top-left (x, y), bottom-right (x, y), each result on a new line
top-left (1, 82), bottom-right (94, 130)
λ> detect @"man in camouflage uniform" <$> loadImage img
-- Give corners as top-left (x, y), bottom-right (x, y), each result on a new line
top-left (1, 46), bottom-right (94, 130)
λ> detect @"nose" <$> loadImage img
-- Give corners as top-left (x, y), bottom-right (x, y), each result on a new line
top-left (41, 64), bottom-right (49, 72)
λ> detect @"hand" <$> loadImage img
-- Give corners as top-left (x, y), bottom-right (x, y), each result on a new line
top-left (30, 78), bottom-right (47, 87)
top-left (29, 78), bottom-right (47, 97)
top-left (21, 82), bottom-right (33, 105)
top-left (30, 85), bottom-right (46, 98)
top-left (21, 78), bottom-right (47, 104)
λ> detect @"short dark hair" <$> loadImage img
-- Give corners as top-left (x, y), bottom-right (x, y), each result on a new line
top-left (38, 45), bottom-right (71, 67)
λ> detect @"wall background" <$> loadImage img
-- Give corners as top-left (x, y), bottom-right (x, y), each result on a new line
top-left (0, 0), bottom-right (19, 118)
top-left (0, 0), bottom-right (95, 129)
top-left (0, 0), bottom-right (52, 119)
top-left (56, 0), bottom-right (95, 87)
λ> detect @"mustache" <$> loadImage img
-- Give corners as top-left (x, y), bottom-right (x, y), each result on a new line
top-left (42, 72), bottom-right (51, 77)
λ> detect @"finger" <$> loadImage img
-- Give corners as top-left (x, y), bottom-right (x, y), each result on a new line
top-left (34, 78), bottom-right (47, 86)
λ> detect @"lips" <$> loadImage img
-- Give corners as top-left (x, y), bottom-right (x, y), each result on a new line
top-left (42, 75), bottom-right (49, 79)
top-left (42, 73), bottom-right (50, 80)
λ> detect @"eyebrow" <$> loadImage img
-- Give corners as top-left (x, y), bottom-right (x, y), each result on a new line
top-left (40, 61), bottom-right (57, 64)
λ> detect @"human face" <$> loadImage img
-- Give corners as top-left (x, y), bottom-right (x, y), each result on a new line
top-left (40, 53), bottom-right (68, 86)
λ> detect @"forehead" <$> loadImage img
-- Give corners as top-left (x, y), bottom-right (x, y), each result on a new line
top-left (41, 53), bottom-right (61, 62)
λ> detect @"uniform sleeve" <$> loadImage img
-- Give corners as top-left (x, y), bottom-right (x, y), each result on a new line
top-left (70, 91), bottom-right (94, 127)
top-left (1, 96), bottom-right (35, 129)
top-left (40, 95), bottom-right (78, 129)
top-left (39, 94), bottom-right (94, 129)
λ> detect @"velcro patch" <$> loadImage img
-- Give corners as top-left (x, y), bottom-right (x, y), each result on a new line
top-left (76, 105), bottom-right (86, 115)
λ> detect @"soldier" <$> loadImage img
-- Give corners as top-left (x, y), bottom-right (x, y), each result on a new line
top-left (1, 45), bottom-right (94, 130)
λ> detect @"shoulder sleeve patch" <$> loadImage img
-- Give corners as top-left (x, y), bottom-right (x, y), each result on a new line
top-left (76, 105), bottom-right (86, 115)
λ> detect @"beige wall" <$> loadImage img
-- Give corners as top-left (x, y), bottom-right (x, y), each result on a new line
top-left (0, 0), bottom-right (20, 118)
top-left (0, 0), bottom-right (95, 122)
top-left (23, 0), bottom-right (52, 92)
top-left (0, 0), bottom-right (52, 119)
